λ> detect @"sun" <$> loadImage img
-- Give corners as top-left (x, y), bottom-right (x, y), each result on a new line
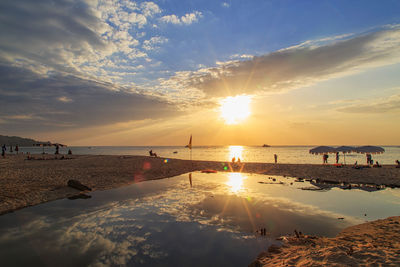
top-left (220, 95), bottom-right (252, 125)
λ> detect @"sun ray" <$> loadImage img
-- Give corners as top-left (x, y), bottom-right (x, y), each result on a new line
top-left (220, 95), bottom-right (252, 125)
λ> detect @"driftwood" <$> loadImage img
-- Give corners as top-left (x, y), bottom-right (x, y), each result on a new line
top-left (67, 179), bottom-right (92, 191)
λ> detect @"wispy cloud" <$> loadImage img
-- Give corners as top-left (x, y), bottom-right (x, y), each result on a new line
top-left (337, 93), bottom-right (400, 113)
top-left (157, 27), bottom-right (400, 101)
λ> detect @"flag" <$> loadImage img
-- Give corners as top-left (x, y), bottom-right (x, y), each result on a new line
top-left (185, 134), bottom-right (192, 149)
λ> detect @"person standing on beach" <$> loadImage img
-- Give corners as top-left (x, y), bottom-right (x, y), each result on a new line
top-left (55, 144), bottom-right (59, 155)
top-left (323, 154), bottom-right (328, 164)
top-left (336, 152), bottom-right (339, 164)
top-left (2, 144), bottom-right (6, 157)
top-left (274, 154), bottom-right (278, 164)
top-left (15, 145), bottom-right (19, 154)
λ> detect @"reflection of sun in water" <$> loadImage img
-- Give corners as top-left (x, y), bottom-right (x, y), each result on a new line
top-left (226, 172), bottom-right (247, 192)
top-left (220, 95), bottom-right (251, 124)
top-left (229, 145), bottom-right (243, 161)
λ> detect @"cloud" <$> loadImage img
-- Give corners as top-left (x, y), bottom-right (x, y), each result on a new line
top-left (229, 54), bottom-right (254, 60)
top-left (142, 36), bottom-right (168, 51)
top-left (0, 64), bottom-right (180, 133)
top-left (160, 11), bottom-right (203, 25)
top-left (140, 2), bottom-right (161, 17)
top-left (0, 0), bottom-right (176, 88)
top-left (158, 27), bottom-right (400, 99)
top-left (337, 93), bottom-right (400, 113)
top-left (222, 2), bottom-right (230, 8)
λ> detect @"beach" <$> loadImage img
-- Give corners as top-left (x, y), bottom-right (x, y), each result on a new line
top-left (1, 154), bottom-right (399, 266)
top-left (251, 216), bottom-right (400, 266)
top-left (1, 154), bottom-right (399, 215)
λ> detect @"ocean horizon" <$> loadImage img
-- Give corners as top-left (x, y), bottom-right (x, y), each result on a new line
top-left (13, 145), bottom-right (400, 165)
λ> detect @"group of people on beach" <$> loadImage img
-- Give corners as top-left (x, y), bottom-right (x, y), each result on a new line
top-left (2, 144), bottom-right (19, 157)
top-left (231, 157), bottom-right (241, 163)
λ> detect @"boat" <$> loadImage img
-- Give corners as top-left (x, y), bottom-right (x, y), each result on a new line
top-left (262, 144), bottom-right (270, 147)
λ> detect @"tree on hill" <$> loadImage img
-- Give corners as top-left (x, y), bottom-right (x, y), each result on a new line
top-left (0, 135), bottom-right (50, 146)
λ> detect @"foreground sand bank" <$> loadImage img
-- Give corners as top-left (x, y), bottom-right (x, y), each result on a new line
top-left (0, 154), bottom-right (399, 215)
top-left (251, 216), bottom-right (400, 266)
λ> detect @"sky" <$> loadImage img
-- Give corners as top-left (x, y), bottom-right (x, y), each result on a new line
top-left (1, 0), bottom-right (400, 146)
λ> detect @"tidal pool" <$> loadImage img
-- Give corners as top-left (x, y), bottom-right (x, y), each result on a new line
top-left (0, 172), bottom-right (399, 266)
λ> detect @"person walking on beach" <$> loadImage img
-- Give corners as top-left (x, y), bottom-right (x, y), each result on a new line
top-left (15, 145), bottom-right (19, 154)
top-left (10, 145), bottom-right (13, 153)
top-left (274, 154), bottom-right (278, 164)
top-left (336, 152), bottom-right (339, 164)
top-left (1, 144), bottom-right (6, 158)
top-left (366, 154), bottom-right (371, 165)
top-left (55, 144), bottom-right (59, 155)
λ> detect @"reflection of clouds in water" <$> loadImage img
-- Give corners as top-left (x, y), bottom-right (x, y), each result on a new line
top-left (2, 172), bottom-right (389, 265)
top-left (188, 194), bottom-right (362, 236)
top-left (0, 205), bottom-right (169, 266)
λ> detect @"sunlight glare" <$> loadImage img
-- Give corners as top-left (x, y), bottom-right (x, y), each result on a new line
top-left (220, 95), bottom-right (251, 124)
top-left (228, 145), bottom-right (243, 161)
top-left (226, 172), bottom-right (247, 193)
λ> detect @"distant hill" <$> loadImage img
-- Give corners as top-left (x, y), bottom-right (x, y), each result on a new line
top-left (0, 135), bottom-right (51, 146)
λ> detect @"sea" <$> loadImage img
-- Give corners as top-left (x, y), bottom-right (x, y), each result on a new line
top-left (12, 145), bottom-right (400, 165)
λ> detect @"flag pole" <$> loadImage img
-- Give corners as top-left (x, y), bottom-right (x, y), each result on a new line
top-left (186, 134), bottom-right (193, 187)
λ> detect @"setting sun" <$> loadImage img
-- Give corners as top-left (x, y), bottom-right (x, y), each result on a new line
top-left (220, 95), bottom-right (252, 125)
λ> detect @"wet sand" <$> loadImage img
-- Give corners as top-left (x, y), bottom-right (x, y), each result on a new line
top-left (0, 154), bottom-right (399, 215)
top-left (251, 216), bottom-right (400, 266)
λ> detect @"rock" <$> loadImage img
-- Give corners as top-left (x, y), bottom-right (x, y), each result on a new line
top-left (68, 193), bottom-right (92, 200)
top-left (67, 179), bottom-right (92, 191)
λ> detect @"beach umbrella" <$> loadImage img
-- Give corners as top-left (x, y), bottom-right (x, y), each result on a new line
top-left (335, 146), bottom-right (356, 165)
top-left (354, 146), bottom-right (385, 164)
top-left (309, 146), bottom-right (336, 155)
top-left (354, 146), bottom-right (385, 154)
top-left (309, 146), bottom-right (336, 164)
top-left (34, 143), bottom-right (52, 154)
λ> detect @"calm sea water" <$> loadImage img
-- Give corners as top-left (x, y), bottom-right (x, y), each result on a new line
top-left (14, 145), bottom-right (400, 165)
top-left (0, 172), bottom-right (399, 266)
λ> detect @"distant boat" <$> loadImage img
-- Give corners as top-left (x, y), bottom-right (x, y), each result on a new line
top-left (262, 144), bottom-right (271, 147)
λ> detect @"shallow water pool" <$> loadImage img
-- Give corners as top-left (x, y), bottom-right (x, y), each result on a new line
top-left (0, 172), bottom-right (399, 266)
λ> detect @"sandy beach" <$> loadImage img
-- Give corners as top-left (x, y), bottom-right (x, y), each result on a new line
top-left (251, 216), bottom-right (400, 266)
top-left (1, 154), bottom-right (399, 215)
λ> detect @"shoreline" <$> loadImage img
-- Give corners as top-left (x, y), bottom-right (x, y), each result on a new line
top-left (1, 154), bottom-right (399, 215)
